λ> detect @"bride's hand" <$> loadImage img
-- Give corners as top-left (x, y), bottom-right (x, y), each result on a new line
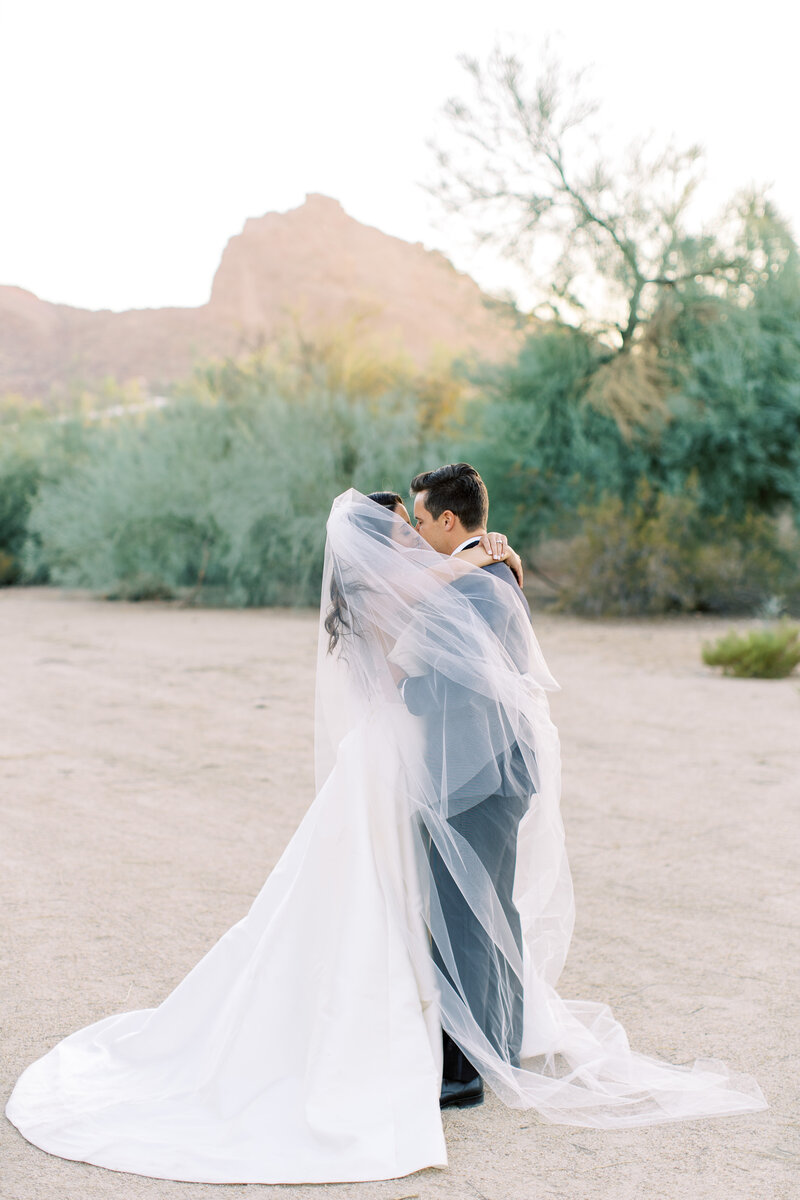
top-left (479, 532), bottom-right (508, 562)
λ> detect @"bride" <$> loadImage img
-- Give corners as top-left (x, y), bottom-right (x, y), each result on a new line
top-left (5, 487), bottom-right (766, 1185)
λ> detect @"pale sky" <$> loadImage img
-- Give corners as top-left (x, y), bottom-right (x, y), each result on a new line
top-left (1, 0), bottom-right (798, 313)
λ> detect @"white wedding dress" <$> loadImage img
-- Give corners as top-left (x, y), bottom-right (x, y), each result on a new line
top-left (6, 704), bottom-right (447, 1183)
top-left (6, 491), bottom-right (766, 1183)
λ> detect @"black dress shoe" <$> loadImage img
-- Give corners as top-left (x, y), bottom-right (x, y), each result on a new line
top-left (440, 1076), bottom-right (484, 1109)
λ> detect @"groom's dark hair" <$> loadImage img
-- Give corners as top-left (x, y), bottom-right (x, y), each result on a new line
top-left (410, 463), bottom-right (488, 530)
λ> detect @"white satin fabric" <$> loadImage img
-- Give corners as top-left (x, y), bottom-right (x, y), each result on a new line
top-left (6, 705), bottom-right (447, 1183)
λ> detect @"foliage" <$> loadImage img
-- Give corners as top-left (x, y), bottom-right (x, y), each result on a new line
top-left (554, 481), bottom-right (800, 617)
top-left (702, 624), bottom-right (800, 679)
top-left (429, 46), bottom-right (800, 572)
top-left (6, 240), bottom-right (800, 619)
top-left (0, 453), bottom-right (40, 584)
top-left (22, 346), bottom-right (455, 607)
top-left (430, 47), bottom-right (748, 366)
top-left (469, 207), bottom-right (800, 549)
top-left (649, 217), bottom-right (800, 521)
top-left (466, 324), bottom-right (651, 545)
top-left (0, 410), bottom-right (101, 585)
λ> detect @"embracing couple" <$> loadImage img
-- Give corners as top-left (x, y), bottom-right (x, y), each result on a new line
top-left (6, 463), bottom-right (766, 1185)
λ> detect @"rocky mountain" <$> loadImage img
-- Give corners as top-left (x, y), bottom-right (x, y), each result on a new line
top-left (0, 195), bottom-right (518, 398)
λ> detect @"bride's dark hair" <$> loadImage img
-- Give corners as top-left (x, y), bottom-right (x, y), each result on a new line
top-left (366, 491), bottom-right (404, 511)
top-left (324, 491), bottom-right (403, 653)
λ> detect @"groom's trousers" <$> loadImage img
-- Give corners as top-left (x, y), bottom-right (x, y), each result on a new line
top-left (427, 787), bottom-right (528, 1083)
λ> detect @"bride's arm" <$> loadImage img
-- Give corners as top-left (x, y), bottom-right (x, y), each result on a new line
top-left (456, 535), bottom-right (525, 588)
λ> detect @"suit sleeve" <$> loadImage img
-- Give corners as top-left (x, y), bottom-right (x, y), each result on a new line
top-left (397, 570), bottom-right (527, 717)
top-left (399, 665), bottom-right (474, 716)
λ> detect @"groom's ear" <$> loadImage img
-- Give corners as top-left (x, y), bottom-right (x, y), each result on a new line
top-left (441, 510), bottom-right (456, 531)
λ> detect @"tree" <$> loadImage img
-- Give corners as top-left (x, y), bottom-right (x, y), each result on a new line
top-left (429, 48), bottom-right (748, 424)
top-left (654, 213), bottom-right (800, 521)
top-left (465, 324), bottom-right (629, 545)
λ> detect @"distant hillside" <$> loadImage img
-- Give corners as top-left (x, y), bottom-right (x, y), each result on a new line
top-left (0, 194), bottom-right (519, 398)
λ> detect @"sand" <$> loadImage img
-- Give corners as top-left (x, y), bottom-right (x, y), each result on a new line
top-left (1, 588), bottom-right (798, 1200)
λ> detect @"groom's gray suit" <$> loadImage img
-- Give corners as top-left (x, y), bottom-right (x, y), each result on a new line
top-left (399, 549), bottom-right (532, 1082)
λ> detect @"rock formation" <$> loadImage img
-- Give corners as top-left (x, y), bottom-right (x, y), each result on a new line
top-left (0, 195), bottom-right (518, 398)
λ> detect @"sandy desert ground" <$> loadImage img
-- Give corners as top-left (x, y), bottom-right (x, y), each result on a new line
top-left (1, 588), bottom-right (798, 1200)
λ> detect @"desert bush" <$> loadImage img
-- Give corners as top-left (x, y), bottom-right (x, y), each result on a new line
top-left (0, 411), bottom-right (100, 585)
top-left (702, 624), bottom-right (800, 678)
top-left (651, 258), bottom-right (800, 522)
top-left (467, 325), bottom-right (634, 545)
top-left (23, 364), bottom-right (452, 607)
top-left (556, 481), bottom-right (800, 617)
top-left (0, 454), bottom-right (40, 584)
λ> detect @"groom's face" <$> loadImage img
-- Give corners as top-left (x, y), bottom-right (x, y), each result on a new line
top-left (413, 492), bottom-right (453, 554)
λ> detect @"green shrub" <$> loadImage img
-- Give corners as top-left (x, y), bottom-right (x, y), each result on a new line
top-left (0, 440), bottom-right (48, 584)
top-left (556, 480), bottom-right (800, 617)
top-left (0, 412), bottom-right (100, 585)
top-left (468, 239), bottom-right (800, 549)
top-left (655, 244), bottom-right (800, 522)
top-left (702, 624), bottom-right (800, 678)
top-left (465, 325), bottom-right (632, 545)
top-left (22, 368), bottom-right (452, 607)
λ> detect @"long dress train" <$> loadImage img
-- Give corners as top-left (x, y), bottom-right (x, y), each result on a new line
top-left (6, 705), bottom-right (447, 1183)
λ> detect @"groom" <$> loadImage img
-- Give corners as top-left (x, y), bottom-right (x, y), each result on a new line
top-left (398, 462), bottom-right (532, 1111)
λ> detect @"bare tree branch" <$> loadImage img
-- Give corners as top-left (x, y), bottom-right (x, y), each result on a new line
top-left (427, 45), bottom-right (751, 361)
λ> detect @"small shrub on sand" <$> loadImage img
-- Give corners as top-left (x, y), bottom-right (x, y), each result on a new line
top-left (702, 624), bottom-right (800, 678)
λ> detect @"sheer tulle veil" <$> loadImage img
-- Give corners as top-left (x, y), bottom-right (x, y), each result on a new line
top-left (318, 489), bottom-right (767, 1128)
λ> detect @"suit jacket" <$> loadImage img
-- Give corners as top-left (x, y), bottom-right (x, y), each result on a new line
top-left (399, 561), bottom-right (533, 814)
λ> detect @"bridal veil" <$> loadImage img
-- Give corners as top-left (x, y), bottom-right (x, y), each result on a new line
top-left (319, 489), bottom-right (766, 1128)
